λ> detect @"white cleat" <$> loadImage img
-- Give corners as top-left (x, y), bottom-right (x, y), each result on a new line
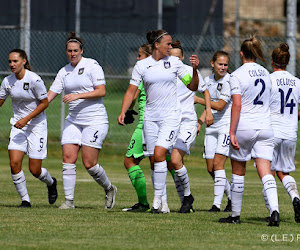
top-left (159, 201), bottom-right (170, 214)
top-left (59, 200), bottom-right (75, 209)
top-left (105, 185), bottom-right (117, 209)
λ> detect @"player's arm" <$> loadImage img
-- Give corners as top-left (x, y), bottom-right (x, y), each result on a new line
top-left (14, 98), bottom-right (49, 129)
top-left (186, 55), bottom-right (199, 91)
top-left (118, 84), bottom-right (139, 126)
top-left (197, 109), bottom-right (206, 135)
top-left (203, 89), bottom-right (213, 126)
top-left (129, 89), bottom-right (141, 109)
top-left (47, 90), bottom-right (58, 103)
top-left (62, 85), bottom-right (105, 104)
top-left (230, 94), bottom-right (241, 150)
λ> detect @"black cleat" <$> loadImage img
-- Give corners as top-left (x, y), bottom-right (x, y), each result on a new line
top-left (293, 197), bottom-right (300, 223)
top-left (224, 199), bottom-right (232, 212)
top-left (178, 194), bottom-right (194, 213)
top-left (268, 211), bottom-right (280, 227)
top-left (48, 178), bottom-right (58, 204)
top-left (150, 208), bottom-right (160, 214)
top-left (19, 200), bottom-right (31, 208)
top-left (122, 203), bottom-right (150, 212)
top-left (208, 205), bottom-right (220, 212)
top-left (219, 215), bottom-right (240, 224)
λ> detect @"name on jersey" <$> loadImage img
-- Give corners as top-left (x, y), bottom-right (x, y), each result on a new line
top-left (23, 82), bottom-right (29, 90)
top-left (248, 69), bottom-right (266, 77)
top-left (276, 78), bottom-right (296, 87)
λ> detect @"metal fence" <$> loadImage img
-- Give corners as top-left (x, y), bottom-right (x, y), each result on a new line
top-left (0, 29), bottom-right (299, 149)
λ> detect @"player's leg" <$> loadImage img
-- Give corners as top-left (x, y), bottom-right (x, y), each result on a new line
top-left (167, 158), bottom-right (184, 204)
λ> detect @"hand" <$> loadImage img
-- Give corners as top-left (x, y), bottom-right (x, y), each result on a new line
top-left (118, 113), bottom-right (126, 126)
top-left (197, 122), bottom-right (201, 136)
top-left (230, 133), bottom-right (240, 150)
top-left (62, 93), bottom-right (79, 104)
top-left (14, 117), bottom-right (29, 129)
top-left (124, 110), bottom-right (138, 124)
top-left (205, 112), bottom-right (214, 127)
top-left (190, 54), bottom-right (199, 69)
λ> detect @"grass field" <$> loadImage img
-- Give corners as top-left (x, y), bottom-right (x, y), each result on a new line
top-left (0, 144), bottom-right (300, 249)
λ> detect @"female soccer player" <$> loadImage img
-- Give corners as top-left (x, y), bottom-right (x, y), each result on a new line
top-left (118, 30), bottom-right (200, 213)
top-left (122, 44), bottom-right (152, 212)
top-left (48, 32), bottom-right (117, 209)
top-left (219, 36), bottom-right (280, 226)
top-left (0, 49), bottom-right (57, 207)
top-left (264, 43), bottom-right (300, 222)
top-left (195, 51), bottom-right (232, 212)
top-left (169, 40), bottom-right (213, 213)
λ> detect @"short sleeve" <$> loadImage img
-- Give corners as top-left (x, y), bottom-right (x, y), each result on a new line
top-left (219, 81), bottom-right (231, 103)
top-left (230, 74), bottom-right (241, 95)
top-left (33, 77), bottom-right (47, 100)
top-left (90, 61), bottom-right (106, 86)
top-left (50, 70), bottom-right (64, 94)
top-left (197, 72), bottom-right (207, 92)
top-left (0, 78), bottom-right (9, 100)
top-left (130, 63), bottom-right (142, 87)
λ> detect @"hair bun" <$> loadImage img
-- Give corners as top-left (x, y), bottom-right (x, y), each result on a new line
top-left (279, 43), bottom-right (289, 52)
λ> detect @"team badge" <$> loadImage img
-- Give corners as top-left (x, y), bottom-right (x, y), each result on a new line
top-left (23, 82), bottom-right (29, 90)
top-left (217, 83), bottom-right (223, 91)
top-left (78, 68), bottom-right (84, 75)
top-left (164, 61), bottom-right (171, 69)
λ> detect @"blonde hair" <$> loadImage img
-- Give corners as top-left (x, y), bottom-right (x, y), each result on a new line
top-left (241, 36), bottom-right (265, 62)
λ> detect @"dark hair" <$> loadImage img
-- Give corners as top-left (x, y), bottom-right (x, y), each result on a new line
top-left (9, 49), bottom-right (31, 71)
top-left (140, 44), bottom-right (152, 57)
top-left (211, 50), bottom-right (230, 63)
top-left (65, 31), bottom-right (83, 50)
top-left (171, 40), bottom-right (184, 56)
top-left (146, 30), bottom-right (168, 49)
top-left (272, 43), bottom-right (290, 69)
top-left (241, 36), bottom-right (265, 62)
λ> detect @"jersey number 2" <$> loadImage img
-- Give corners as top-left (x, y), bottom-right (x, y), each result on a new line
top-left (253, 79), bottom-right (265, 105)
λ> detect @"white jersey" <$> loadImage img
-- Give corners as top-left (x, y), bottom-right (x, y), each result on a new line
top-left (230, 62), bottom-right (272, 130)
top-left (130, 55), bottom-right (192, 121)
top-left (50, 57), bottom-right (108, 125)
top-left (204, 73), bottom-right (231, 133)
top-left (0, 69), bottom-right (47, 126)
top-left (177, 64), bottom-right (206, 121)
top-left (269, 70), bottom-right (300, 141)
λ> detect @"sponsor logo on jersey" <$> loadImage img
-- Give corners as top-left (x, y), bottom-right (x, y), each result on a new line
top-left (78, 68), bottom-right (84, 75)
top-left (217, 83), bottom-right (223, 91)
top-left (23, 82), bottom-right (29, 90)
top-left (164, 61), bottom-right (171, 69)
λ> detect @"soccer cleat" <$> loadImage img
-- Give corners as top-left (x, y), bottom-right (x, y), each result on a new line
top-left (178, 194), bottom-right (194, 213)
top-left (19, 200), bottom-right (31, 208)
top-left (122, 203), bottom-right (150, 212)
top-left (47, 177), bottom-right (58, 204)
top-left (293, 197), bottom-right (300, 223)
top-left (223, 199), bottom-right (232, 212)
top-left (159, 202), bottom-right (170, 214)
top-left (150, 198), bottom-right (162, 214)
top-left (105, 185), bottom-right (117, 209)
top-left (59, 200), bottom-right (75, 209)
top-left (219, 215), bottom-right (240, 224)
top-left (268, 211), bottom-right (280, 227)
top-left (208, 205), bottom-right (220, 212)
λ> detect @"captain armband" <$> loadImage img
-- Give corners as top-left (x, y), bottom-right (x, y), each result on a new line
top-left (181, 74), bottom-right (192, 86)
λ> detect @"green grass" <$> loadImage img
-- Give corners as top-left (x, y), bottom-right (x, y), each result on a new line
top-left (0, 146), bottom-right (300, 249)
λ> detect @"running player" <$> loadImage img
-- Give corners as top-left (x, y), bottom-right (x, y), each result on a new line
top-left (118, 30), bottom-right (200, 213)
top-left (0, 49), bottom-right (57, 207)
top-left (122, 44), bottom-right (152, 212)
top-left (195, 51), bottom-right (232, 213)
top-left (169, 40), bottom-right (213, 213)
top-left (47, 32), bottom-right (117, 209)
top-left (264, 42), bottom-right (300, 222)
top-left (219, 36), bottom-right (280, 226)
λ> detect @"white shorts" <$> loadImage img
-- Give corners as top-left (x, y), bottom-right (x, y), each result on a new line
top-left (61, 120), bottom-right (108, 149)
top-left (143, 118), bottom-right (180, 157)
top-left (229, 129), bottom-right (274, 162)
top-left (203, 132), bottom-right (230, 159)
top-left (173, 119), bottom-right (197, 154)
top-left (271, 138), bottom-right (296, 173)
top-left (8, 121), bottom-right (47, 159)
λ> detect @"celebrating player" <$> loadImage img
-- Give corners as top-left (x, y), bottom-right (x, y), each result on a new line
top-left (169, 40), bottom-right (213, 213)
top-left (48, 32), bottom-right (117, 209)
top-left (118, 30), bottom-right (200, 213)
top-left (195, 51), bottom-right (232, 212)
top-left (219, 36), bottom-right (280, 226)
top-left (0, 49), bottom-right (57, 207)
top-left (263, 42), bottom-right (300, 222)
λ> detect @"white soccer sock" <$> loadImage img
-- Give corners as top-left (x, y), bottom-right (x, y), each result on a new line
top-left (153, 161), bottom-right (167, 200)
top-left (213, 170), bottom-right (227, 208)
top-left (261, 174), bottom-right (279, 215)
top-left (62, 163), bottom-right (76, 201)
top-left (175, 165), bottom-right (191, 197)
top-left (11, 170), bottom-right (30, 202)
top-left (231, 174), bottom-right (244, 217)
top-left (282, 175), bottom-right (300, 201)
top-left (262, 188), bottom-right (270, 211)
top-left (38, 167), bottom-right (54, 186)
top-left (162, 183), bottom-right (167, 203)
top-left (224, 178), bottom-right (231, 200)
top-left (174, 172), bottom-right (184, 203)
top-left (87, 164), bottom-right (111, 191)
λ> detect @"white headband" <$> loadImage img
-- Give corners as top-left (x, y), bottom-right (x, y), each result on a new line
top-left (152, 32), bottom-right (168, 44)
top-left (67, 38), bottom-right (82, 46)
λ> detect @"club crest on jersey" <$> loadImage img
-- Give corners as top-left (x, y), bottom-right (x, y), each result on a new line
top-left (78, 68), bottom-right (84, 75)
top-left (217, 83), bottom-right (223, 91)
top-left (23, 82), bottom-right (29, 90)
top-left (164, 61), bottom-right (171, 69)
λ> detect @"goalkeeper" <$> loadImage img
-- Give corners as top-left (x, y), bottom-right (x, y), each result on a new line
top-left (121, 44), bottom-right (152, 212)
